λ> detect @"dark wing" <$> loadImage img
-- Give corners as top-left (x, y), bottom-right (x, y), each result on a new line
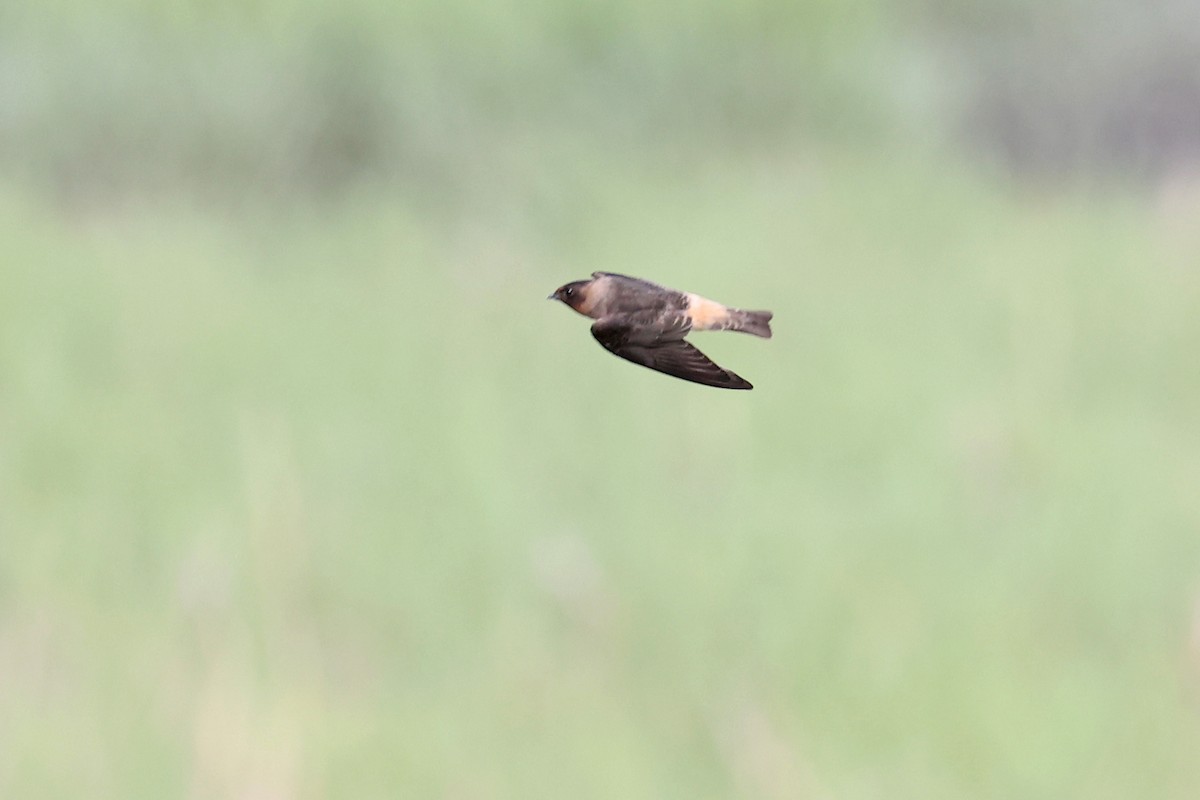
top-left (591, 316), bottom-right (753, 390)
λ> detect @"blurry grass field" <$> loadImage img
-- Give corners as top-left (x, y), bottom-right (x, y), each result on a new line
top-left (3, 145), bottom-right (1199, 798)
top-left (3, 1), bottom-right (1200, 797)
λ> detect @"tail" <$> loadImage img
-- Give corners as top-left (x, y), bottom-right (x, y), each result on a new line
top-left (730, 309), bottom-right (773, 339)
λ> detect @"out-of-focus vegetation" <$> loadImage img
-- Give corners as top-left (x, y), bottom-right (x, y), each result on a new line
top-left (930, 0), bottom-right (1200, 177)
top-left (2, 2), bottom-right (1200, 799)
top-left (1, 0), bottom-right (903, 204)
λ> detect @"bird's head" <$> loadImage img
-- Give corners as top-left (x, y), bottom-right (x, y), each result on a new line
top-left (547, 280), bottom-right (592, 312)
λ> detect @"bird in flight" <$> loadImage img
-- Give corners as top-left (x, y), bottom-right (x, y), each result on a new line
top-left (548, 272), bottom-right (773, 390)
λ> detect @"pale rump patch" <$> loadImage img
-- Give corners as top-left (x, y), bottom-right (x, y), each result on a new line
top-left (685, 293), bottom-right (731, 330)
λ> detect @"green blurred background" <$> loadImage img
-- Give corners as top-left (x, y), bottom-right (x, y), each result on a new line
top-left (3, 1), bottom-right (1200, 797)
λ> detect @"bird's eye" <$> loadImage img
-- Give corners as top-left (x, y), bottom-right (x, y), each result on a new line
top-left (563, 287), bottom-right (574, 297)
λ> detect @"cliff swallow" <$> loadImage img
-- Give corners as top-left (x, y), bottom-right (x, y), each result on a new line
top-left (548, 272), bottom-right (773, 390)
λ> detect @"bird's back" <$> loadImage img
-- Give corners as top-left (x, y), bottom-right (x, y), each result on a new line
top-left (590, 272), bottom-right (686, 318)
